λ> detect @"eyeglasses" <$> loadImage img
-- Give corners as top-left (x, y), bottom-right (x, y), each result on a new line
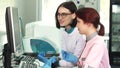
top-left (57, 13), bottom-right (72, 18)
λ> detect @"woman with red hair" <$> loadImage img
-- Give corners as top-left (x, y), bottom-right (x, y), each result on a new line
top-left (62, 8), bottom-right (110, 68)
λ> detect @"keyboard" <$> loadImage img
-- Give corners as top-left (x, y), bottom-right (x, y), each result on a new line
top-left (19, 55), bottom-right (38, 68)
top-left (21, 55), bottom-right (36, 63)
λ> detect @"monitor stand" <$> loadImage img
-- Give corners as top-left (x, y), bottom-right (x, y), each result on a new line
top-left (3, 43), bottom-right (12, 68)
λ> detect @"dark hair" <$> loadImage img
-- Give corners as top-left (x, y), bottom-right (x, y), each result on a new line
top-left (76, 8), bottom-right (105, 36)
top-left (55, 1), bottom-right (77, 29)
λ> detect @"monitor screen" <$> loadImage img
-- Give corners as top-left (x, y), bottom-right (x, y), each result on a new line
top-left (5, 7), bottom-right (24, 57)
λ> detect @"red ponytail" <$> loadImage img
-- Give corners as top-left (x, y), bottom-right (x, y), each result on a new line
top-left (98, 23), bottom-right (105, 36)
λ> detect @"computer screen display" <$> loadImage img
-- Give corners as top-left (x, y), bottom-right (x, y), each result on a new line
top-left (5, 7), bottom-right (24, 57)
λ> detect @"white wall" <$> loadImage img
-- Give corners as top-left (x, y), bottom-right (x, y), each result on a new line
top-left (41, 0), bottom-right (66, 27)
top-left (15, 0), bottom-right (38, 24)
top-left (15, 0), bottom-right (41, 36)
top-left (14, 0), bottom-right (109, 34)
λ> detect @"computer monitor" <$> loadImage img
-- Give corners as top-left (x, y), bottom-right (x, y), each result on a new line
top-left (5, 7), bottom-right (24, 57)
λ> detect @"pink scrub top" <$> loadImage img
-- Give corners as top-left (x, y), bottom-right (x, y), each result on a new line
top-left (78, 35), bottom-right (110, 68)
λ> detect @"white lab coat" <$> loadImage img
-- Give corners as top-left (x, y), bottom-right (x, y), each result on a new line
top-left (59, 27), bottom-right (86, 67)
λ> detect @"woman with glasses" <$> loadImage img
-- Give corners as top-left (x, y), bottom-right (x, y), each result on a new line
top-left (38, 1), bottom-right (86, 68)
top-left (53, 1), bottom-right (86, 67)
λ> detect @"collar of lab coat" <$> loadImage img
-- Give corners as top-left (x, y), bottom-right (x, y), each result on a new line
top-left (86, 32), bottom-right (98, 42)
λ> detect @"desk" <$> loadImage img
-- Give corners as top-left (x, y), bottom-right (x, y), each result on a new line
top-left (0, 58), bottom-right (78, 68)
top-left (0, 52), bottom-right (78, 68)
top-left (0, 57), bottom-right (43, 68)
